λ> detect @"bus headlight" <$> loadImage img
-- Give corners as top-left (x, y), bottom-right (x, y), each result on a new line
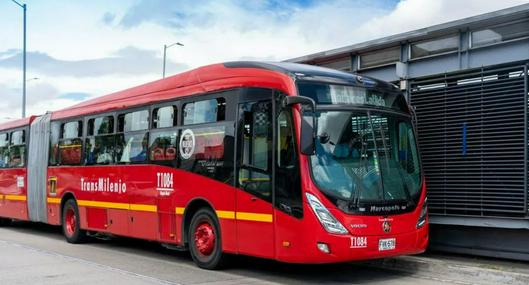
top-left (306, 193), bottom-right (348, 235)
top-left (416, 197), bottom-right (428, 229)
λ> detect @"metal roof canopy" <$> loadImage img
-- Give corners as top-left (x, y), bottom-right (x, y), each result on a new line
top-left (287, 3), bottom-right (529, 64)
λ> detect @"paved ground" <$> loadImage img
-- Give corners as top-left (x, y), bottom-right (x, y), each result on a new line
top-left (0, 222), bottom-right (522, 285)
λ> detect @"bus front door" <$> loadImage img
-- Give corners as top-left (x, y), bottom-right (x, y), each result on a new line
top-left (235, 98), bottom-right (275, 258)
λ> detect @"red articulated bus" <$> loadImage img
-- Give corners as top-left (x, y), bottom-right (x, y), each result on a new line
top-left (0, 62), bottom-right (428, 269)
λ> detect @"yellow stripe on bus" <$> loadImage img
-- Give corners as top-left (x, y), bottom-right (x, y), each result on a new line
top-left (175, 207), bottom-right (185, 215)
top-left (77, 200), bottom-right (157, 212)
top-left (216, 210), bottom-right (235, 219)
top-left (47, 197), bottom-right (61, 204)
top-left (78, 200), bottom-right (129, 210)
top-left (236, 212), bottom-right (273, 223)
top-left (4, 195), bottom-right (27, 201)
top-left (47, 197), bottom-right (157, 212)
top-left (175, 207), bottom-right (272, 223)
top-left (129, 204), bottom-right (157, 212)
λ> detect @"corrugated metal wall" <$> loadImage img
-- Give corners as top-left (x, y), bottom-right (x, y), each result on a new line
top-left (410, 63), bottom-right (528, 218)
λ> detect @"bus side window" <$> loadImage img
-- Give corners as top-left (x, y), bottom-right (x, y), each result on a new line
top-left (183, 98), bottom-right (225, 125)
top-left (149, 130), bottom-right (178, 166)
top-left (49, 122), bottom-right (61, 166)
top-left (116, 110), bottom-right (149, 164)
top-left (85, 116), bottom-right (115, 165)
top-left (59, 121), bottom-right (83, 165)
top-left (0, 133), bottom-right (9, 168)
top-left (150, 105), bottom-right (178, 166)
top-left (237, 101), bottom-right (272, 202)
top-left (275, 109), bottom-right (303, 218)
top-left (9, 130), bottom-right (26, 168)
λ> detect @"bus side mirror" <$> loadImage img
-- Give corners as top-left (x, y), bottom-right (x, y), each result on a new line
top-left (283, 96), bottom-right (316, 155)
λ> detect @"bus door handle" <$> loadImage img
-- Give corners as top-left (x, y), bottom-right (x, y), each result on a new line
top-left (250, 196), bottom-right (257, 202)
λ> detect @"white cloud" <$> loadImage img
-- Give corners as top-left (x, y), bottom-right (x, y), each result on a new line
top-left (353, 0), bottom-right (529, 41)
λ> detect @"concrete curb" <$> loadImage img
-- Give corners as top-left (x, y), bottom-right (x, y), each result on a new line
top-left (360, 254), bottom-right (529, 285)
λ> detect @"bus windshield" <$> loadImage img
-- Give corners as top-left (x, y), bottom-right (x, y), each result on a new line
top-left (310, 110), bottom-right (421, 213)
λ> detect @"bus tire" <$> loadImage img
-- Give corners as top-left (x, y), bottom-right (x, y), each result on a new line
top-left (188, 208), bottom-right (229, 270)
top-left (0, 217), bottom-right (12, 227)
top-left (62, 199), bottom-right (87, 244)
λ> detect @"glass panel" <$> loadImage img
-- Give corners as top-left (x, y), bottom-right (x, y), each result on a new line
top-left (88, 116), bottom-right (114, 135)
top-left (149, 130), bottom-right (178, 164)
top-left (311, 111), bottom-right (421, 206)
top-left (0, 134), bottom-right (9, 168)
top-left (183, 98), bottom-right (226, 125)
top-left (411, 35), bottom-right (458, 58)
top-left (11, 130), bottom-right (25, 145)
top-left (49, 122), bottom-right (61, 165)
top-left (116, 132), bottom-right (148, 163)
top-left (238, 101), bottom-right (272, 200)
top-left (241, 101), bottom-right (271, 170)
top-left (58, 138), bottom-right (83, 165)
top-left (277, 111), bottom-right (296, 168)
top-left (472, 20), bottom-right (529, 47)
top-left (275, 110), bottom-right (303, 218)
top-left (153, 106), bottom-right (176, 128)
top-left (0, 133), bottom-right (8, 147)
top-left (85, 135), bottom-right (116, 165)
top-left (118, 110), bottom-right (149, 132)
top-left (62, 121), bottom-right (81, 139)
top-left (179, 126), bottom-right (231, 183)
top-left (239, 168), bottom-right (271, 198)
top-left (9, 145), bottom-right (25, 167)
top-left (360, 46), bottom-right (400, 69)
top-left (0, 147), bottom-right (8, 168)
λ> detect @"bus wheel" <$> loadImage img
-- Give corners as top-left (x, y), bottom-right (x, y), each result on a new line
top-left (62, 199), bottom-right (87, 244)
top-left (0, 218), bottom-right (12, 227)
top-left (188, 208), bottom-right (229, 269)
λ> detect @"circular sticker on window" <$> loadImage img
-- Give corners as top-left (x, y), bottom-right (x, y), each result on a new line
top-left (179, 129), bottom-right (195, 159)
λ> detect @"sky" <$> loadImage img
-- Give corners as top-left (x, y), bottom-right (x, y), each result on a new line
top-left (1, 0), bottom-right (528, 123)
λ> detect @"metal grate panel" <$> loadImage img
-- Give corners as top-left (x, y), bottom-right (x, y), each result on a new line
top-left (410, 63), bottom-right (528, 218)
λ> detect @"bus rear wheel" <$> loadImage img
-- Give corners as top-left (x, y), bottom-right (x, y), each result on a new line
top-left (62, 199), bottom-right (87, 243)
top-left (188, 208), bottom-right (229, 269)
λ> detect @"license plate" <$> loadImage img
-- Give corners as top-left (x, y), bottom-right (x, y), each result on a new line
top-left (378, 238), bottom-right (396, 251)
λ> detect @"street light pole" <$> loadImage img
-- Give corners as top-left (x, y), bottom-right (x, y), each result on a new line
top-left (11, 0), bottom-right (27, 118)
top-left (162, 42), bottom-right (184, 78)
top-left (162, 44), bottom-right (167, 78)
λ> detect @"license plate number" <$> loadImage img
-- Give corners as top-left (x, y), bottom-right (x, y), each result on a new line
top-left (378, 238), bottom-right (396, 251)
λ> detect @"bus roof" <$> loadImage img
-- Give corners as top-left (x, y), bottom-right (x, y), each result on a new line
top-left (0, 116), bottom-right (36, 131)
top-left (0, 61), bottom-right (398, 130)
top-left (50, 62), bottom-right (297, 121)
top-left (225, 61), bottom-right (397, 91)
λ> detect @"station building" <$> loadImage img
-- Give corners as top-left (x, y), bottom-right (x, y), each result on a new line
top-left (288, 4), bottom-right (529, 260)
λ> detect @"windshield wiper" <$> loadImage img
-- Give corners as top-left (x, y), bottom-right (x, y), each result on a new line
top-left (367, 112), bottom-right (385, 200)
top-left (343, 162), bottom-right (369, 210)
